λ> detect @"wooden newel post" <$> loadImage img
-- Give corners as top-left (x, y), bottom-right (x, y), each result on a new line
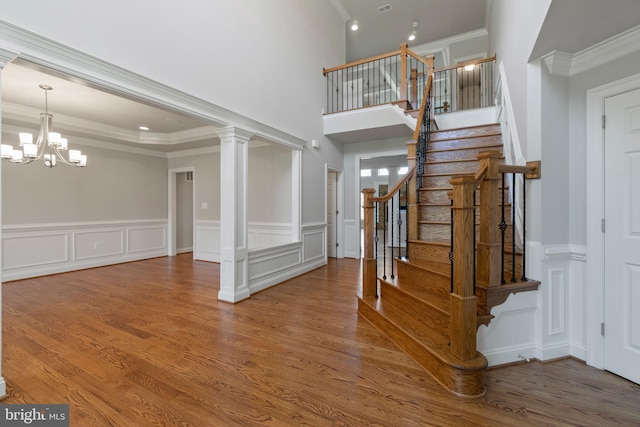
top-left (362, 188), bottom-right (377, 298)
top-left (476, 151), bottom-right (503, 291)
top-left (449, 176), bottom-right (478, 361)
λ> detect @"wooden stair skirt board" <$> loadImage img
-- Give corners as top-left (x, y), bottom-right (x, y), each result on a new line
top-left (357, 294), bottom-right (487, 398)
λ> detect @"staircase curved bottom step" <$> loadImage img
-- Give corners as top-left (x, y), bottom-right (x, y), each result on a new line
top-left (357, 295), bottom-right (487, 398)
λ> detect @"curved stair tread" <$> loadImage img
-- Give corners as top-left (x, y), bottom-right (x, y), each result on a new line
top-left (359, 295), bottom-right (488, 371)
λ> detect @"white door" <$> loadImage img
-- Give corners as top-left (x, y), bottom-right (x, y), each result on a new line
top-left (604, 88), bottom-right (640, 384)
top-left (327, 172), bottom-right (337, 258)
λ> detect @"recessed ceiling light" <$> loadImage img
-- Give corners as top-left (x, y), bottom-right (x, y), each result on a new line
top-left (408, 31), bottom-right (417, 41)
top-left (350, 20), bottom-right (359, 31)
top-left (139, 126), bottom-right (150, 131)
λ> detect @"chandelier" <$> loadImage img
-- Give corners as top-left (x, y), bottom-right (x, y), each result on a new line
top-left (1, 84), bottom-right (87, 167)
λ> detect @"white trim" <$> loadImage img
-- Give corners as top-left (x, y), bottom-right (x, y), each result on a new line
top-left (325, 164), bottom-right (345, 260)
top-left (411, 28), bottom-right (488, 61)
top-left (541, 24), bottom-right (640, 77)
top-left (585, 71), bottom-right (640, 369)
top-left (2, 220), bottom-right (168, 281)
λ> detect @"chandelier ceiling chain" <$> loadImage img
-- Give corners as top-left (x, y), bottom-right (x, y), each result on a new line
top-left (1, 84), bottom-right (87, 168)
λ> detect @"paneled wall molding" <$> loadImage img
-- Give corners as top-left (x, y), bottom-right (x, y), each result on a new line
top-left (541, 24), bottom-right (640, 76)
top-left (543, 244), bottom-right (587, 262)
top-left (2, 220), bottom-right (167, 282)
top-left (343, 219), bottom-right (359, 259)
top-left (0, 20), bottom-right (306, 151)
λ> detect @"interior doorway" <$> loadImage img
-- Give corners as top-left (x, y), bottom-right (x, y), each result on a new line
top-left (326, 166), bottom-right (343, 259)
top-left (168, 167), bottom-right (196, 257)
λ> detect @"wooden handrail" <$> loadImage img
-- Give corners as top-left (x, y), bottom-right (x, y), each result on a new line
top-left (323, 48), bottom-right (403, 75)
top-left (372, 166), bottom-right (416, 203)
top-left (473, 164), bottom-right (489, 182)
top-left (433, 55), bottom-right (496, 74)
top-left (498, 160), bottom-right (541, 179)
top-left (412, 75), bottom-right (433, 141)
top-left (407, 51), bottom-right (434, 68)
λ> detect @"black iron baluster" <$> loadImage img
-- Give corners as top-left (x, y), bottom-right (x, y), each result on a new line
top-left (500, 173), bottom-right (507, 284)
top-left (450, 199), bottom-right (454, 293)
top-left (374, 202), bottom-right (379, 297)
top-left (390, 197), bottom-right (395, 279)
top-left (511, 172), bottom-right (517, 282)
top-left (383, 199), bottom-right (387, 280)
top-left (473, 190), bottom-right (477, 295)
top-left (521, 174), bottom-right (528, 281)
top-left (404, 180), bottom-right (409, 259)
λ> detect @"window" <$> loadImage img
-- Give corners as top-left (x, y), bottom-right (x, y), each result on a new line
top-left (360, 169), bottom-right (371, 177)
top-left (397, 167), bottom-right (408, 176)
top-left (378, 168), bottom-right (389, 176)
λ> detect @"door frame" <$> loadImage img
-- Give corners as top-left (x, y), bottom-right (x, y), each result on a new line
top-left (325, 164), bottom-right (344, 260)
top-left (168, 166), bottom-right (196, 257)
top-left (586, 72), bottom-right (640, 369)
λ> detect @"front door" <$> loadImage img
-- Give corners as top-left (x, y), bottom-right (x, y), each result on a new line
top-left (603, 88), bottom-right (640, 384)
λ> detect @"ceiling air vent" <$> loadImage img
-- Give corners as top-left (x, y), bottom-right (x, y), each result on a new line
top-left (378, 4), bottom-right (392, 13)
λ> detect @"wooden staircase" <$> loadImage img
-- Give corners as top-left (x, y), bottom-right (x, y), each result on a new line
top-left (357, 123), bottom-right (540, 398)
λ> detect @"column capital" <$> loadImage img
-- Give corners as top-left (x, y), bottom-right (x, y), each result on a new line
top-left (0, 48), bottom-right (18, 69)
top-left (216, 126), bottom-right (254, 143)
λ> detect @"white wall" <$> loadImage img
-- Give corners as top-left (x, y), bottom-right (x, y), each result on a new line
top-left (488, 0), bottom-right (551, 155)
top-left (0, 0), bottom-right (345, 231)
top-left (1, 133), bottom-right (168, 224)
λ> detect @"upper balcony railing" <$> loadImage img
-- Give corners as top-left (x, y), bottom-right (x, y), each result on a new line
top-left (323, 44), bottom-right (433, 114)
top-left (433, 56), bottom-right (496, 114)
top-left (323, 47), bottom-right (496, 116)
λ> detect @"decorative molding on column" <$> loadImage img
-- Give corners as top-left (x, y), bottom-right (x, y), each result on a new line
top-left (0, 47), bottom-right (18, 68)
top-left (216, 126), bottom-right (254, 142)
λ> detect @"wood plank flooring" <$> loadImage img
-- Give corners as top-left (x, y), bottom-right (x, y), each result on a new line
top-left (2, 254), bottom-right (639, 426)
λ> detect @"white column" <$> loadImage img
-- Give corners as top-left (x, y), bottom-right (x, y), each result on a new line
top-left (0, 48), bottom-right (18, 398)
top-left (218, 126), bottom-right (253, 303)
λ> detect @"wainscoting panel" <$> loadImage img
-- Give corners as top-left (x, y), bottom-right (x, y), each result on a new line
top-left (74, 229), bottom-right (124, 260)
top-left (2, 231), bottom-right (69, 270)
top-left (2, 220), bottom-right (168, 281)
top-left (128, 226), bottom-right (167, 253)
top-left (302, 223), bottom-right (325, 263)
top-left (248, 223), bottom-right (293, 249)
top-left (195, 221), bottom-right (220, 262)
top-left (248, 243), bottom-right (305, 294)
top-left (343, 220), bottom-right (359, 259)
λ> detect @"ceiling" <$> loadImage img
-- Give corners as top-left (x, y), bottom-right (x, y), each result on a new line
top-left (1, 60), bottom-right (218, 154)
top-left (339, 0), bottom-right (488, 61)
top-left (3, 0), bottom-right (639, 159)
top-left (530, 0), bottom-right (640, 60)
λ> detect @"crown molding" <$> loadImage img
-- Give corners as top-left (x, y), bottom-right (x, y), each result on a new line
top-left (0, 20), bottom-right (307, 151)
top-left (541, 24), bottom-right (640, 77)
top-left (410, 28), bottom-right (488, 61)
top-left (329, 0), bottom-right (350, 22)
top-left (0, 46), bottom-right (18, 68)
top-left (2, 102), bottom-right (220, 146)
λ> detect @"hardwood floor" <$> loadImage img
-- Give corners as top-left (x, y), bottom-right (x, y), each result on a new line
top-left (2, 254), bottom-right (639, 426)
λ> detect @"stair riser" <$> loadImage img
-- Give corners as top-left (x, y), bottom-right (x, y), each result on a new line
top-left (408, 242), bottom-right (451, 265)
top-left (425, 160), bottom-right (480, 175)
top-left (357, 298), bottom-right (487, 398)
top-left (426, 146), bottom-right (503, 162)
top-left (395, 263), bottom-right (451, 311)
top-left (430, 124), bottom-right (500, 141)
top-left (428, 135), bottom-right (502, 151)
top-left (419, 223), bottom-right (515, 246)
top-left (380, 281), bottom-right (449, 333)
top-left (420, 205), bottom-right (451, 222)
